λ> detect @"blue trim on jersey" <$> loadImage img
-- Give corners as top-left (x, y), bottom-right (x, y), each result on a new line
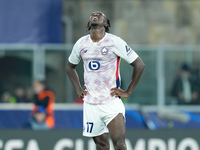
top-left (116, 77), bottom-right (120, 88)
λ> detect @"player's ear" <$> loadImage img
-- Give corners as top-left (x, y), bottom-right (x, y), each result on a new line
top-left (87, 21), bottom-right (91, 30)
top-left (87, 21), bottom-right (90, 27)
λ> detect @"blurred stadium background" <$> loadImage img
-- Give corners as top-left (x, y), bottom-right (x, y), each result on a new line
top-left (0, 0), bottom-right (200, 150)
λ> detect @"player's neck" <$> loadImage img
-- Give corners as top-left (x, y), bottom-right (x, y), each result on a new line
top-left (90, 28), bottom-right (105, 42)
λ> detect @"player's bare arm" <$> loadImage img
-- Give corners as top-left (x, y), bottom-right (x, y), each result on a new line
top-left (110, 57), bottom-right (145, 98)
top-left (66, 61), bottom-right (88, 98)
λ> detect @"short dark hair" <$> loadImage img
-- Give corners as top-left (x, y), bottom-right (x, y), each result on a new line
top-left (86, 17), bottom-right (111, 33)
top-left (181, 63), bottom-right (190, 71)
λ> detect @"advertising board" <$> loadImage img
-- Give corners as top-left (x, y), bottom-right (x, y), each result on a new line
top-left (0, 129), bottom-right (199, 150)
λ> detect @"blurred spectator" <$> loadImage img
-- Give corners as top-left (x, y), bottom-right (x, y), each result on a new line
top-left (28, 80), bottom-right (55, 130)
top-left (0, 84), bottom-right (3, 102)
top-left (13, 84), bottom-right (27, 103)
top-left (193, 67), bottom-right (200, 104)
top-left (1, 85), bottom-right (30, 103)
top-left (1, 91), bottom-right (16, 103)
top-left (25, 87), bottom-right (34, 102)
top-left (171, 63), bottom-right (198, 105)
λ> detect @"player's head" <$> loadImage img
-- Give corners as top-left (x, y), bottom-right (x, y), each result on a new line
top-left (87, 11), bottom-right (111, 32)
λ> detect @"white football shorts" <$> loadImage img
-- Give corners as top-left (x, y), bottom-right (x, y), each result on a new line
top-left (83, 98), bottom-right (125, 137)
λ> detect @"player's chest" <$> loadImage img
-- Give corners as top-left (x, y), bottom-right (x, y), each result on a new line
top-left (80, 45), bottom-right (116, 61)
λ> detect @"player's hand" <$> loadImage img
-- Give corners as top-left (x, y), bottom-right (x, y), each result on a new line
top-left (110, 88), bottom-right (129, 98)
top-left (78, 86), bottom-right (88, 98)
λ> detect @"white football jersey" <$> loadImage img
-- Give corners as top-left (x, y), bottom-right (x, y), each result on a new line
top-left (68, 33), bottom-right (138, 104)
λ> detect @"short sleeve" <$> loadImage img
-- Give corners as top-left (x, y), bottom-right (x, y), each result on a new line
top-left (113, 37), bottom-right (138, 64)
top-left (68, 39), bottom-right (82, 65)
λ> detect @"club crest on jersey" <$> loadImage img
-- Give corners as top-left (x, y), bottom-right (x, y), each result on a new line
top-left (101, 47), bottom-right (108, 55)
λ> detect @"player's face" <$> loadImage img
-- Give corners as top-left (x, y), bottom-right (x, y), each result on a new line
top-left (33, 81), bottom-right (45, 94)
top-left (89, 11), bottom-right (106, 26)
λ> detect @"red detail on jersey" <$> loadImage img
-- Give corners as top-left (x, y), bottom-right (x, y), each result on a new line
top-left (116, 57), bottom-right (120, 88)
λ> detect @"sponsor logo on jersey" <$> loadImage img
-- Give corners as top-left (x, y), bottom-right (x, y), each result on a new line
top-left (83, 49), bottom-right (88, 53)
top-left (125, 45), bottom-right (133, 56)
top-left (101, 47), bottom-right (108, 55)
top-left (89, 61), bottom-right (100, 70)
top-left (81, 49), bottom-right (88, 54)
